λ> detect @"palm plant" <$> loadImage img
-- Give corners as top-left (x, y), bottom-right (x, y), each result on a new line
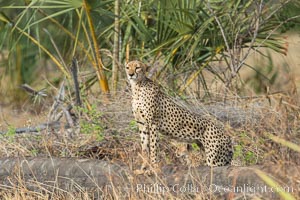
top-left (0, 0), bottom-right (297, 102)
top-left (0, 0), bottom-right (113, 101)
top-left (121, 0), bottom-right (293, 95)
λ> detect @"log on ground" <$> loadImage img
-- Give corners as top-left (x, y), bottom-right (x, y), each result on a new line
top-left (0, 157), bottom-right (298, 199)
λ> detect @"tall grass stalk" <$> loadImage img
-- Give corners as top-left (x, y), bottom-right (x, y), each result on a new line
top-left (254, 168), bottom-right (296, 200)
top-left (267, 134), bottom-right (300, 153)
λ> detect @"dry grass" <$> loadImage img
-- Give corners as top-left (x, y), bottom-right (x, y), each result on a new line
top-left (0, 88), bottom-right (299, 199)
top-left (0, 32), bottom-right (299, 199)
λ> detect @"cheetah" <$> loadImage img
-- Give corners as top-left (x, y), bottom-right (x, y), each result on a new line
top-left (125, 60), bottom-right (233, 173)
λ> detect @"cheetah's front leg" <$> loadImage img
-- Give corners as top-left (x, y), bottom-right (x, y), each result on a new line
top-left (139, 124), bottom-right (150, 171)
top-left (135, 123), bottom-right (159, 175)
top-left (134, 123), bottom-right (151, 175)
top-left (145, 124), bottom-right (160, 174)
top-left (149, 124), bottom-right (159, 164)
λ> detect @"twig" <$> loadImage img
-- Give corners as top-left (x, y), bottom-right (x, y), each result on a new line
top-left (206, 3), bottom-right (235, 76)
top-left (48, 80), bottom-right (65, 121)
top-left (20, 84), bottom-right (47, 97)
top-left (0, 121), bottom-right (70, 135)
top-left (235, 0), bottom-right (263, 73)
top-left (62, 106), bottom-right (74, 128)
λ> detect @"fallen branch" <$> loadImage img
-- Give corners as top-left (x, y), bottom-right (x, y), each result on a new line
top-left (0, 157), bottom-right (298, 199)
top-left (0, 121), bottom-right (70, 135)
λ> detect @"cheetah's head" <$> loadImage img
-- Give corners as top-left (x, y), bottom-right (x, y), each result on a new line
top-left (125, 61), bottom-right (148, 83)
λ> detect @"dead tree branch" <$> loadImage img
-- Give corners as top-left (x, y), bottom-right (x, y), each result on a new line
top-left (0, 157), bottom-right (298, 199)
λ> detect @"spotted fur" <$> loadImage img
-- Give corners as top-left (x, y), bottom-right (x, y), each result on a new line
top-left (125, 60), bottom-right (233, 170)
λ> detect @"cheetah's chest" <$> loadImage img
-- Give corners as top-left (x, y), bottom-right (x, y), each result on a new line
top-left (131, 88), bottom-right (148, 122)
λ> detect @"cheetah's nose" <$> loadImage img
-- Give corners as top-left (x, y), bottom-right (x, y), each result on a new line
top-left (129, 73), bottom-right (134, 77)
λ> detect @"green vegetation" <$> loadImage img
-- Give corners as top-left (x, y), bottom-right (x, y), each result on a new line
top-left (129, 119), bottom-right (138, 132)
top-left (0, 125), bottom-right (16, 143)
top-left (191, 142), bottom-right (200, 151)
top-left (233, 132), bottom-right (259, 165)
top-left (77, 104), bottom-right (104, 141)
top-left (1, 0), bottom-right (299, 102)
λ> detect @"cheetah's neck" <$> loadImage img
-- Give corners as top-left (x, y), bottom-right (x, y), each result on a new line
top-left (130, 78), bottom-right (152, 94)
